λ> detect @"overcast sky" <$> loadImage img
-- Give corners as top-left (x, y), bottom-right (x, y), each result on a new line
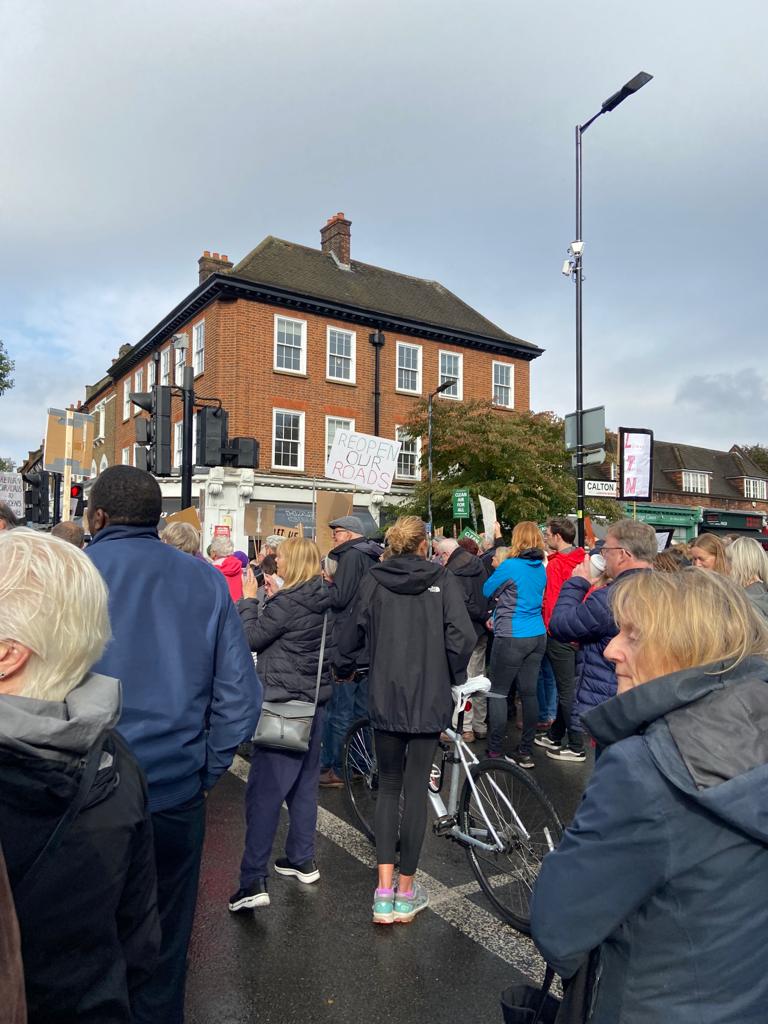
top-left (2, 0), bottom-right (767, 465)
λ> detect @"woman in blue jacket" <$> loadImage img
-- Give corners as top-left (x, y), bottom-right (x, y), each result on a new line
top-left (482, 521), bottom-right (546, 768)
top-left (532, 569), bottom-right (768, 1023)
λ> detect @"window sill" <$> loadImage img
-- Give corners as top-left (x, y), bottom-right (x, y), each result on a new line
top-left (492, 401), bottom-right (514, 410)
top-left (326, 376), bottom-right (357, 387)
top-left (271, 465), bottom-right (306, 473)
top-left (438, 393), bottom-right (462, 401)
top-left (273, 368), bottom-right (308, 378)
top-left (395, 388), bottom-right (421, 397)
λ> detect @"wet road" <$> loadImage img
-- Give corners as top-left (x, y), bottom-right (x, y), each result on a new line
top-left (185, 742), bottom-right (592, 1024)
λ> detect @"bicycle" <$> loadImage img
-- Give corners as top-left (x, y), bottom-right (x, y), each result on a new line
top-left (341, 676), bottom-right (563, 934)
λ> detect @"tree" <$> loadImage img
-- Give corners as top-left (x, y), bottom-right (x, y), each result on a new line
top-left (389, 399), bottom-right (620, 533)
top-left (739, 444), bottom-right (768, 475)
top-left (0, 340), bottom-right (14, 396)
top-left (0, 458), bottom-right (16, 472)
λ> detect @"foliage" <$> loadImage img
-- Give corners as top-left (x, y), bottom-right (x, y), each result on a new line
top-left (0, 340), bottom-right (14, 397)
top-left (389, 399), bottom-right (620, 534)
top-left (740, 444), bottom-right (768, 475)
top-left (0, 457), bottom-right (16, 472)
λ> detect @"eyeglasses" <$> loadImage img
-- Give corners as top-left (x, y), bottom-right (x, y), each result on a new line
top-left (600, 546), bottom-right (626, 555)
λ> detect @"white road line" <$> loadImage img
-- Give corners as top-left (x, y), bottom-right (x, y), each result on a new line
top-left (229, 757), bottom-right (550, 984)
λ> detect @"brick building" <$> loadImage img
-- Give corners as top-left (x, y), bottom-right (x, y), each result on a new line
top-left (97, 212), bottom-right (541, 541)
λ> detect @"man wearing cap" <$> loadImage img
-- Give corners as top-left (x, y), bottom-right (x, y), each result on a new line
top-left (319, 515), bottom-right (383, 787)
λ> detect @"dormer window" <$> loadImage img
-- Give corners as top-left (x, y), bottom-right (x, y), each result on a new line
top-left (744, 478), bottom-right (767, 500)
top-left (682, 471), bottom-right (710, 494)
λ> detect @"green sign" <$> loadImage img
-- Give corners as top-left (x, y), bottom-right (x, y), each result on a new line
top-left (453, 488), bottom-right (470, 518)
top-left (458, 527), bottom-right (482, 545)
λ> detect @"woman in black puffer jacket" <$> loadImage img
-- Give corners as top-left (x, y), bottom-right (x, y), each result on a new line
top-left (230, 538), bottom-right (332, 912)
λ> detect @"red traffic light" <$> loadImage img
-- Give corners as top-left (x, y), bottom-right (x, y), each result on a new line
top-left (70, 484), bottom-right (83, 499)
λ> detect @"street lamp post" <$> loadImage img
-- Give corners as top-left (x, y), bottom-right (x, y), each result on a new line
top-left (568, 71), bottom-right (652, 548)
top-left (427, 378), bottom-right (458, 535)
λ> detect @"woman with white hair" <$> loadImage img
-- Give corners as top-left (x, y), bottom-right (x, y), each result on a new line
top-left (726, 535), bottom-right (768, 617)
top-left (0, 528), bottom-right (159, 1023)
top-left (210, 533), bottom-right (245, 600)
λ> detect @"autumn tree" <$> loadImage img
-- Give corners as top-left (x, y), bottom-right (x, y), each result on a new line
top-left (0, 341), bottom-right (14, 397)
top-left (390, 399), bottom-right (619, 534)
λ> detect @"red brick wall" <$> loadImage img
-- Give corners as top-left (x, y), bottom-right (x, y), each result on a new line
top-left (653, 490), bottom-right (768, 515)
top-left (114, 297), bottom-right (532, 477)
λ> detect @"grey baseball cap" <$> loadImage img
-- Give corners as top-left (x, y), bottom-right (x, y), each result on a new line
top-left (328, 515), bottom-right (364, 534)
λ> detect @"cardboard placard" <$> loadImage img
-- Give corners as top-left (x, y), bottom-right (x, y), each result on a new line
top-left (165, 506), bottom-right (202, 531)
top-left (315, 491), bottom-right (354, 557)
top-left (43, 408), bottom-right (94, 475)
top-left (478, 494), bottom-right (497, 542)
top-left (0, 473), bottom-right (24, 518)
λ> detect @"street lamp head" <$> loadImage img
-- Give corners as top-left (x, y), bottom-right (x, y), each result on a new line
top-left (601, 71), bottom-right (653, 113)
top-left (171, 332), bottom-right (189, 351)
top-left (433, 378), bottom-right (458, 397)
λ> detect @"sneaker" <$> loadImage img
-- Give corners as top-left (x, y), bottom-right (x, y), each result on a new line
top-left (319, 769), bottom-right (344, 788)
top-left (461, 730), bottom-right (476, 744)
top-left (393, 881), bottom-right (429, 924)
top-left (534, 735), bottom-right (562, 750)
top-left (228, 879), bottom-right (269, 911)
top-left (372, 887), bottom-right (395, 925)
top-left (546, 746), bottom-right (587, 763)
top-left (505, 748), bottom-right (535, 770)
top-left (274, 857), bottom-right (320, 884)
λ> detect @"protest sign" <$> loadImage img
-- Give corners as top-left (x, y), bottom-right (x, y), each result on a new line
top-left (478, 494), bottom-right (497, 542)
top-left (166, 506), bottom-right (202, 531)
top-left (0, 473), bottom-right (23, 518)
top-left (618, 428), bottom-right (654, 501)
top-left (325, 429), bottom-right (400, 492)
top-left (458, 527), bottom-right (482, 546)
top-left (315, 491), bottom-right (354, 557)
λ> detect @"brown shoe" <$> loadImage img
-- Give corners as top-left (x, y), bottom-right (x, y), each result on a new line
top-left (319, 769), bottom-right (344, 788)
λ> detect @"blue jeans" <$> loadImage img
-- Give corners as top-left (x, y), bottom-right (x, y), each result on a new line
top-left (321, 672), bottom-right (369, 775)
top-left (536, 656), bottom-right (558, 722)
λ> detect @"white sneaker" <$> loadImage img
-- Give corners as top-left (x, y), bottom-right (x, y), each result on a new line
top-left (546, 746), bottom-right (586, 763)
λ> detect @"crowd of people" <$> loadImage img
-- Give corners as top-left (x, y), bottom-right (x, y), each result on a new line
top-left (1, 477), bottom-right (767, 1023)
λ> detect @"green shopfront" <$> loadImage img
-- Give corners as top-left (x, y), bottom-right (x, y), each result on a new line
top-left (620, 503), bottom-right (701, 542)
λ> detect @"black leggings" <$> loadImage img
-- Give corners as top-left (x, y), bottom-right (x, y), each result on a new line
top-left (373, 730), bottom-right (439, 876)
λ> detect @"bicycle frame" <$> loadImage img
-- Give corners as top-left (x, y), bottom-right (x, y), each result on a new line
top-left (429, 727), bottom-right (533, 853)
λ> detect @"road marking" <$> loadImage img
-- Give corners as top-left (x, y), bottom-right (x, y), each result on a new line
top-left (230, 756), bottom-right (550, 985)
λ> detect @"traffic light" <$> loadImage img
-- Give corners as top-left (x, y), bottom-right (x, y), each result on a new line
top-left (230, 437), bottom-right (259, 469)
top-left (70, 482), bottom-right (85, 519)
top-left (196, 408), bottom-right (229, 467)
top-left (22, 471), bottom-right (49, 525)
top-left (131, 385), bottom-right (172, 476)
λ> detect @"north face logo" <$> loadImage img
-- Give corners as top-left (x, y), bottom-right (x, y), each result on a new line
top-left (428, 585), bottom-right (441, 593)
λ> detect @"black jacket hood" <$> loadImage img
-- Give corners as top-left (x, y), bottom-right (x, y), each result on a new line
top-left (446, 548), bottom-right (485, 579)
top-left (585, 655), bottom-right (768, 842)
top-left (369, 554), bottom-right (444, 595)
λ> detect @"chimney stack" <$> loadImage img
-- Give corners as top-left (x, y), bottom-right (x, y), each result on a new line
top-left (320, 212), bottom-right (351, 267)
top-left (198, 250), bottom-right (234, 284)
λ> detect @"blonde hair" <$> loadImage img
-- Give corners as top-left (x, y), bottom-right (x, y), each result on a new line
top-left (727, 536), bottom-right (768, 587)
top-left (0, 528), bottom-right (111, 702)
top-left (689, 532), bottom-right (727, 574)
top-left (162, 521), bottom-right (201, 555)
top-left (385, 516), bottom-right (426, 556)
top-left (492, 546), bottom-right (510, 566)
top-left (611, 568), bottom-right (768, 679)
top-left (509, 521), bottom-right (543, 559)
top-left (278, 537), bottom-right (322, 590)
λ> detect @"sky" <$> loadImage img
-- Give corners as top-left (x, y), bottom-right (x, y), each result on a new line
top-left (2, 0), bottom-right (767, 465)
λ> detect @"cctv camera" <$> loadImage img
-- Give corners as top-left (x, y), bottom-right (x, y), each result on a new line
top-left (561, 259), bottom-right (572, 277)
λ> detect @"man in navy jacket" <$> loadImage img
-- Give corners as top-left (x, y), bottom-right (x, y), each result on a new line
top-left (86, 466), bottom-right (262, 1024)
top-left (545, 519), bottom-right (655, 762)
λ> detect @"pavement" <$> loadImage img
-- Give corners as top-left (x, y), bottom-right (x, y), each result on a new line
top-left (185, 738), bottom-right (593, 1024)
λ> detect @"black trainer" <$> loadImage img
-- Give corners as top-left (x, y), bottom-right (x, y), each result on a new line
top-left (274, 857), bottom-right (320, 884)
top-left (228, 878), bottom-right (269, 911)
top-left (505, 748), bottom-right (535, 770)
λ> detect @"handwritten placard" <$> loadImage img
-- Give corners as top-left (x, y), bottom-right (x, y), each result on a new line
top-left (619, 428), bottom-right (654, 501)
top-left (325, 430), bottom-right (401, 492)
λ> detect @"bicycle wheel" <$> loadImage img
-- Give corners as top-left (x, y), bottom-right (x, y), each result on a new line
top-left (459, 759), bottom-right (562, 933)
top-left (341, 717), bottom-right (377, 843)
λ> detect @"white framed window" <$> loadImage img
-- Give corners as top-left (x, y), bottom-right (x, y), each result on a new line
top-left (492, 361), bottom-right (514, 408)
top-left (174, 345), bottom-right (186, 385)
top-left (744, 478), bottom-right (767, 500)
top-left (99, 454), bottom-right (109, 474)
top-left (174, 421), bottom-right (184, 468)
top-left (95, 402), bottom-right (106, 441)
top-left (121, 447), bottom-right (131, 465)
top-left (396, 342), bottom-right (422, 394)
top-left (133, 368), bottom-right (144, 415)
top-left (193, 320), bottom-right (205, 376)
top-left (133, 443), bottom-right (142, 466)
top-left (272, 409), bottom-right (305, 470)
top-left (274, 316), bottom-right (307, 375)
top-left (191, 412), bottom-right (197, 466)
top-left (147, 358), bottom-right (156, 387)
top-left (439, 351), bottom-right (463, 399)
top-left (161, 347), bottom-right (171, 385)
top-left (682, 471), bottom-right (710, 494)
top-left (395, 426), bottom-right (421, 480)
top-left (325, 416), bottom-right (355, 460)
top-left (327, 327), bottom-right (356, 383)
top-left (90, 459), bottom-right (98, 477)
top-left (122, 380), bottom-right (131, 421)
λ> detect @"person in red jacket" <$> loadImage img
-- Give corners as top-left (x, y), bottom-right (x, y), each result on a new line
top-left (210, 535), bottom-right (245, 601)
top-left (536, 517), bottom-right (585, 761)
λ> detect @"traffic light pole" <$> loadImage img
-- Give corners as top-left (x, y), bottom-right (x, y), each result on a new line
top-left (181, 365), bottom-right (194, 510)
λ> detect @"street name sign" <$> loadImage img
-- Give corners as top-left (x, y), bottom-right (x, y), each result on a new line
top-left (585, 479), bottom-right (618, 498)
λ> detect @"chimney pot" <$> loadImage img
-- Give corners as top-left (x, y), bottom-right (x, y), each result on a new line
top-left (204, 250), bottom-right (211, 257)
top-left (198, 249), bottom-right (234, 284)
top-left (320, 211), bottom-right (352, 267)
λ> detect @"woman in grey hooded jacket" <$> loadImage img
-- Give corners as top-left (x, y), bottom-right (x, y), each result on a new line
top-left (726, 535), bottom-right (768, 617)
